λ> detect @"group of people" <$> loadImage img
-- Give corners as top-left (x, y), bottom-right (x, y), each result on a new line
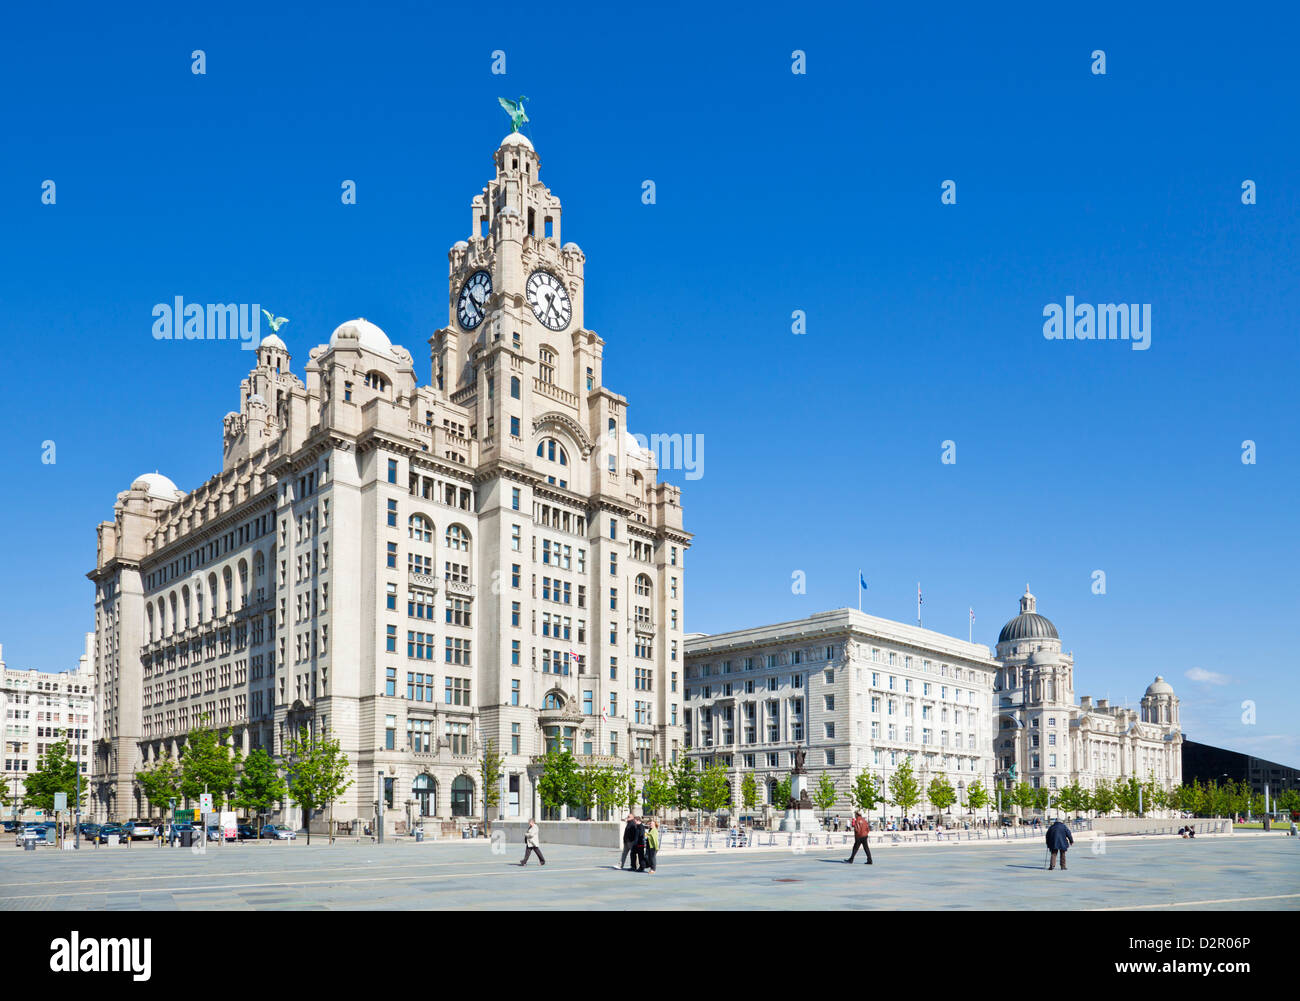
top-left (1177, 825), bottom-right (1197, 839)
top-left (620, 814), bottom-right (660, 873)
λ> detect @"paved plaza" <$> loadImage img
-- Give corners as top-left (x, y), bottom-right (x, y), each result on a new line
top-left (0, 833), bottom-right (1295, 910)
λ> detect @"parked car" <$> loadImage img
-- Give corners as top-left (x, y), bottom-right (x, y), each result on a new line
top-left (93, 823), bottom-right (125, 844)
top-left (167, 822), bottom-right (195, 843)
top-left (236, 824), bottom-right (258, 841)
top-left (2, 820), bottom-right (17, 833)
top-left (123, 819), bottom-right (156, 841)
top-left (76, 823), bottom-right (101, 838)
top-left (260, 823), bottom-right (296, 840)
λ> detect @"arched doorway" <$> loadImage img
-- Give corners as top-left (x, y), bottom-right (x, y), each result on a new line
top-left (451, 775), bottom-right (474, 818)
top-left (413, 774), bottom-right (437, 817)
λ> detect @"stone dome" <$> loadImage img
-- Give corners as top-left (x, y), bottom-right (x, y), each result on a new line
top-left (500, 132), bottom-right (534, 150)
top-left (329, 318), bottom-right (392, 355)
top-left (132, 472), bottom-right (183, 500)
top-left (998, 587), bottom-right (1059, 644)
top-left (453, 240), bottom-right (469, 250)
top-left (259, 333), bottom-right (286, 351)
top-left (1027, 649), bottom-right (1063, 667)
top-left (1145, 675), bottom-right (1175, 696)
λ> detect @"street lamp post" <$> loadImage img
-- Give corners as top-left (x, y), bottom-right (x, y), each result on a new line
top-left (377, 769), bottom-right (384, 844)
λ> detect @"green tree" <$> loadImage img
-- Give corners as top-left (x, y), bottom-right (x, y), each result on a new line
top-left (23, 740), bottom-right (81, 813)
top-left (1090, 779), bottom-right (1116, 816)
top-left (537, 750), bottom-right (582, 816)
top-left (135, 753), bottom-right (182, 819)
top-left (670, 758), bottom-right (698, 816)
top-left (773, 773), bottom-right (792, 809)
top-left (1032, 786), bottom-right (1049, 812)
top-left (927, 773), bottom-right (956, 815)
top-left (179, 719), bottom-right (240, 809)
top-left (697, 762), bottom-right (732, 815)
top-left (812, 773), bottom-right (838, 814)
top-left (1010, 781), bottom-right (1036, 815)
top-left (642, 759), bottom-right (673, 819)
top-left (1114, 777), bottom-right (1142, 817)
top-left (849, 771), bottom-right (885, 815)
top-left (283, 727), bottom-right (354, 845)
top-left (1053, 781), bottom-right (1082, 816)
top-left (480, 740), bottom-right (504, 826)
top-left (620, 766), bottom-right (639, 812)
top-left (233, 748), bottom-right (286, 835)
top-left (591, 765), bottom-right (623, 820)
top-left (965, 779), bottom-right (989, 817)
top-left (740, 772), bottom-right (758, 811)
top-left (1277, 788), bottom-right (1300, 817)
top-left (889, 758), bottom-right (922, 816)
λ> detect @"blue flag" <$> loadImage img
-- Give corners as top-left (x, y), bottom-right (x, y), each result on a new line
top-left (859, 572), bottom-right (868, 590)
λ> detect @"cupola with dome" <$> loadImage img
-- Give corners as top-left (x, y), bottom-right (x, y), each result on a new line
top-left (997, 586), bottom-right (1059, 645)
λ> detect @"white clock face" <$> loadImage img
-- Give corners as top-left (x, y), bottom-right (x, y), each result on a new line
top-left (526, 270), bottom-right (572, 331)
top-left (457, 270), bottom-right (492, 330)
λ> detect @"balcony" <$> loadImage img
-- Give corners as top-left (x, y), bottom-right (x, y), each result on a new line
top-left (533, 377), bottom-right (578, 409)
top-left (444, 579), bottom-right (475, 598)
top-left (631, 617), bottom-right (655, 637)
top-left (408, 568), bottom-right (441, 590)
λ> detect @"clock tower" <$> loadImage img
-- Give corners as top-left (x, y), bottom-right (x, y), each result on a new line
top-left (431, 131), bottom-right (691, 814)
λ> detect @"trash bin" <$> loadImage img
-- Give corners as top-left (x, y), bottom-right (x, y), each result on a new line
top-left (24, 835), bottom-right (36, 851)
top-left (180, 829), bottom-right (193, 848)
top-left (415, 829), bottom-right (424, 843)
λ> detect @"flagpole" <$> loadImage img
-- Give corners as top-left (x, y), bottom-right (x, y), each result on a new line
top-left (916, 583), bottom-right (921, 628)
top-left (858, 569), bottom-right (862, 612)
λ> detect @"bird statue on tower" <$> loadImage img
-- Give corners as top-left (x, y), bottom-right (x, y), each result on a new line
top-left (498, 96), bottom-right (529, 132)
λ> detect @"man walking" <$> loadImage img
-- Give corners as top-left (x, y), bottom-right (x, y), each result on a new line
top-left (1046, 817), bottom-right (1073, 870)
top-left (519, 817), bottom-right (545, 866)
top-left (631, 816), bottom-right (648, 872)
top-left (620, 814), bottom-right (638, 869)
top-left (846, 809), bottom-right (873, 864)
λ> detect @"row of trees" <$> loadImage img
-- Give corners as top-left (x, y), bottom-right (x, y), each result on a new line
top-left (132, 720), bottom-right (353, 842)
top-left (534, 753), bottom-right (736, 818)
top-left (5, 718), bottom-right (355, 844)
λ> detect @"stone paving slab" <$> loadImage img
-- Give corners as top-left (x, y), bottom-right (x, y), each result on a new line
top-left (0, 831), bottom-right (1294, 911)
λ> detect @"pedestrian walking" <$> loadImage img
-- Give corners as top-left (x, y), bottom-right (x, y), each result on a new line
top-left (619, 814), bottom-right (637, 869)
top-left (1046, 817), bottom-right (1072, 871)
top-left (632, 816), bottom-right (647, 872)
top-left (645, 819), bottom-right (660, 873)
top-left (845, 810), bottom-right (873, 864)
top-left (519, 817), bottom-right (545, 866)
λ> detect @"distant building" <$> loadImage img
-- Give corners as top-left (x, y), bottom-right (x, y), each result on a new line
top-left (1181, 739), bottom-right (1299, 800)
top-left (0, 636), bottom-right (95, 821)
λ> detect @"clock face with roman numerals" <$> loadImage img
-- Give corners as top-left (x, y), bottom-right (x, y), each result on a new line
top-left (526, 270), bottom-right (572, 331)
top-left (457, 270), bottom-right (492, 330)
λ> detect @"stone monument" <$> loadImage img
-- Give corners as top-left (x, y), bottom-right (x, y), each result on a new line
top-left (780, 747), bottom-right (820, 833)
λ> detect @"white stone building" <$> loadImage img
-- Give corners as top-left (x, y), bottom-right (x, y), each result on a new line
top-left (1, 636), bottom-right (95, 820)
top-left (993, 587), bottom-right (1182, 796)
top-left (684, 609), bottom-right (999, 822)
top-left (87, 132), bottom-right (689, 827)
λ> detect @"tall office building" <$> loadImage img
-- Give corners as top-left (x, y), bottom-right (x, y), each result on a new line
top-left (87, 132), bottom-right (689, 826)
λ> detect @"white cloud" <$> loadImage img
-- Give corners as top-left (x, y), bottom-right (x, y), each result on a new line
top-left (1185, 667), bottom-right (1233, 686)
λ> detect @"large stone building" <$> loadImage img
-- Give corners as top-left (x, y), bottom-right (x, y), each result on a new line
top-left (1, 636), bottom-right (95, 820)
top-left (685, 588), bottom-right (1184, 821)
top-left (684, 610), bottom-right (1000, 820)
top-left (87, 131), bottom-right (690, 826)
top-left (993, 587), bottom-right (1182, 796)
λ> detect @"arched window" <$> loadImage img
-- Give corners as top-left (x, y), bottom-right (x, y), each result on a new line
top-left (536, 438), bottom-right (568, 466)
top-left (608, 417), bottom-right (616, 439)
top-left (409, 514), bottom-right (434, 543)
top-left (167, 594), bottom-right (177, 634)
top-left (543, 692), bottom-right (564, 710)
top-left (635, 574), bottom-right (652, 597)
top-left (510, 376), bottom-right (520, 399)
top-left (223, 567), bottom-right (233, 613)
top-left (451, 776), bottom-right (474, 818)
top-left (413, 774), bottom-right (437, 817)
top-left (364, 371), bottom-right (388, 392)
top-left (146, 605), bottom-right (155, 642)
top-left (445, 524), bottom-right (470, 553)
top-left (254, 550), bottom-right (265, 578)
top-left (194, 583), bottom-right (204, 622)
top-left (207, 573), bottom-right (218, 621)
top-left (238, 559), bottom-right (249, 608)
top-left (181, 586), bottom-right (191, 629)
top-left (539, 347), bottom-right (555, 385)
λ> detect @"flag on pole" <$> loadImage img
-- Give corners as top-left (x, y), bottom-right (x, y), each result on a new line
top-left (917, 583), bottom-right (923, 626)
top-left (858, 570), bottom-right (868, 611)
top-left (969, 607), bottom-right (975, 642)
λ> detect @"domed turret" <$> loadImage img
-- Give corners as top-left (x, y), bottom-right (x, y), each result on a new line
top-left (998, 586), bottom-right (1059, 644)
top-left (329, 318), bottom-right (393, 355)
top-left (131, 472), bottom-right (184, 501)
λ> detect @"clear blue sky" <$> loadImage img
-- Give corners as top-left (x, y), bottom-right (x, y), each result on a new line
top-left (1, 2), bottom-right (1296, 766)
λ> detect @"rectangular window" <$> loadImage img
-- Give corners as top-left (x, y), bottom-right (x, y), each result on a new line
top-left (387, 459), bottom-right (398, 483)
top-left (386, 542), bottom-right (397, 569)
top-left (385, 715), bottom-right (396, 750)
top-left (385, 625), bottom-right (396, 653)
top-left (511, 679), bottom-right (520, 706)
top-left (511, 487), bottom-right (520, 510)
top-left (510, 416), bottom-right (520, 437)
top-left (511, 723), bottom-right (520, 756)
top-left (385, 667), bottom-right (396, 697)
top-left (511, 524), bottom-right (521, 551)
top-left (387, 499), bottom-right (397, 527)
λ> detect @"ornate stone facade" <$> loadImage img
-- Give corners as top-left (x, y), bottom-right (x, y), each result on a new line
top-left (87, 133), bottom-right (689, 825)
